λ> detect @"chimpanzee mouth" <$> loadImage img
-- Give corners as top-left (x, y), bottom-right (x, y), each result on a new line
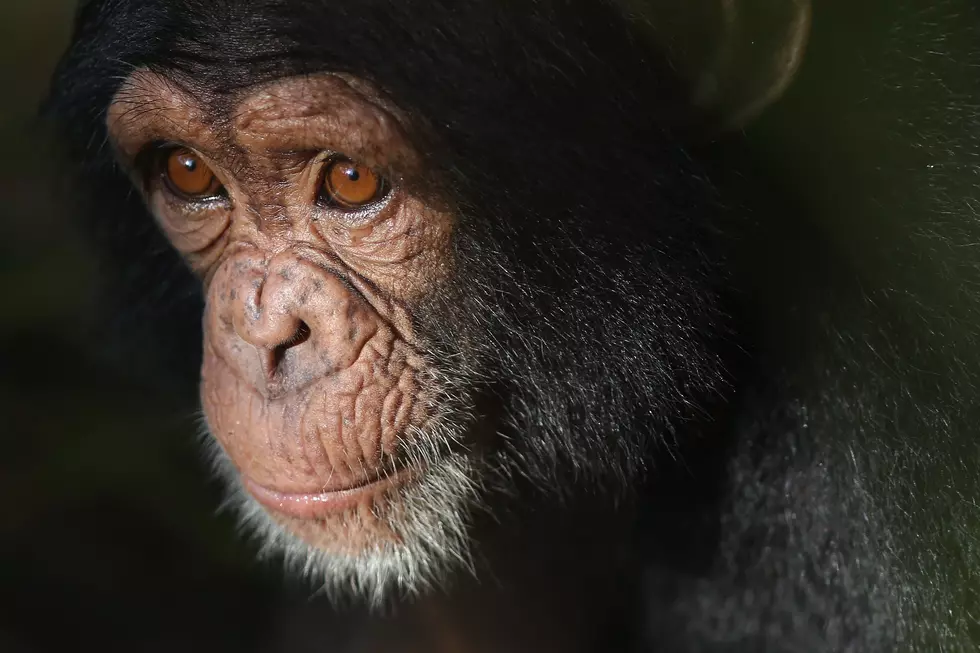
top-left (242, 466), bottom-right (419, 519)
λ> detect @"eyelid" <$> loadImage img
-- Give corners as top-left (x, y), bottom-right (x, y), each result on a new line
top-left (313, 149), bottom-right (397, 183)
top-left (315, 186), bottom-right (396, 229)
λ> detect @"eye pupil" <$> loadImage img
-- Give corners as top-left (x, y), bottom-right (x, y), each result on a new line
top-left (163, 147), bottom-right (221, 198)
top-left (323, 158), bottom-right (385, 209)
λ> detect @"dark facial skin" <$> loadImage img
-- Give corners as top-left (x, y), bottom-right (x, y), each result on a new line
top-left (107, 70), bottom-right (458, 553)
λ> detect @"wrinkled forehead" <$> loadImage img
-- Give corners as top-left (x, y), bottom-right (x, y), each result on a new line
top-left (105, 70), bottom-right (418, 173)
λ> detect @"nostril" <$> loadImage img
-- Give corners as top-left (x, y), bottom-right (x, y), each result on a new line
top-left (270, 320), bottom-right (312, 371)
top-left (290, 320), bottom-right (312, 347)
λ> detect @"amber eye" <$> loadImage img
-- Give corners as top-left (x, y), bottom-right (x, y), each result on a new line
top-left (161, 147), bottom-right (223, 199)
top-left (320, 157), bottom-right (387, 209)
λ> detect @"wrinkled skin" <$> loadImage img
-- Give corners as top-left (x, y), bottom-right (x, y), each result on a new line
top-left (109, 71), bottom-right (460, 552)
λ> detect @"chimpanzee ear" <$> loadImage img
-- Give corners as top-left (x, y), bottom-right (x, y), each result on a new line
top-left (621, 0), bottom-right (811, 131)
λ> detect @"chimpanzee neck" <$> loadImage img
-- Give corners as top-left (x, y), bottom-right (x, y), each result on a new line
top-left (360, 495), bottom-right (640, 653)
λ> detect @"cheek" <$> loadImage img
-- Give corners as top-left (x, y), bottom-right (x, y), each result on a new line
top-left (317, 197), bottom-right (456, 300)
top-left (151, 195), bottom-right (231, 266)
top-left (198, 279), bottom-right (430, 496)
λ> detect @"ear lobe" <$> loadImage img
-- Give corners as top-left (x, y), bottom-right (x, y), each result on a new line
top-left (623, 0), bottom-right (812, 131)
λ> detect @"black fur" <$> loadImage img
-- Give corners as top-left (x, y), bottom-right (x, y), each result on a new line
top-left (46, 0), bottom-right (980, 650)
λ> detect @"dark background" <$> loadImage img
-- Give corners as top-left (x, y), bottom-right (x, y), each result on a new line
top-left (0, 3), bottom-right (351, 650)
top-left (4, 1), bottom-right (979, 651)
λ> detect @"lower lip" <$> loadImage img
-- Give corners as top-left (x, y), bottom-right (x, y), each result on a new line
top-left (243, 474), bottom-right (400, 519)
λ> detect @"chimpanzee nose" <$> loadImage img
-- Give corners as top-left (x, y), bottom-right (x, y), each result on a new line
top-left (249, 314), bottom-right (312, 372)
top-left (215, 250), bottom-right (379, 394)
top-left (240, 296), bottom-right (312, 354)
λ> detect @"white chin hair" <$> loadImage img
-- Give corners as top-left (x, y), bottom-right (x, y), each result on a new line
top-left (197, 422), bottom-right (485, 609)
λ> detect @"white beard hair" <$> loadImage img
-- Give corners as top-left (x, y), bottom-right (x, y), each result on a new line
top-left (195, 411), bottom-right (489, 610)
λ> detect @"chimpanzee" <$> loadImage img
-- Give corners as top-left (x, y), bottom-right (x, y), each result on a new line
top-left (46, 0), bottom-right (980, 650)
